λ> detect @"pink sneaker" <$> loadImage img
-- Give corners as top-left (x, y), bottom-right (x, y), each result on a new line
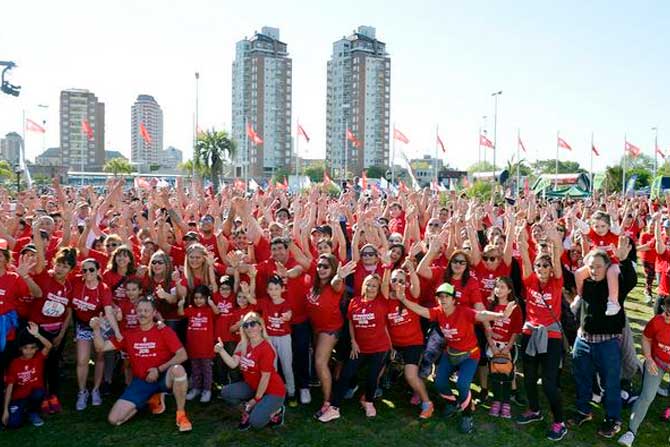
top-left (361, 401), bottom-right (377, 418)
top-left (314, 401), bottom-right (331, 420)
top-left (410, 393), bottom-right (421, 406)
top-left (500, 403), bottom-right (512, 419)
top-left (489, 401), bottom-right (501, 417)
top-left (318, 406), bottom-right (340, 423)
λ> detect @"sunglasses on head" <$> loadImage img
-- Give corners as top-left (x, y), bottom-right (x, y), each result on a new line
top-left (316, 263), bottom-right (330, 270)
top-left (361, 251), bottom-right (377, 257)
top-left (82, 267), bottom-right (97, 273)
top-left (106, 243), bottom-right (119, 248)
top-left (483, 256), bottom-right (497, 262)
top-left (451, 259), bottom-right (468, 265)
top-left (391, 278), bottom-right (405, 284)
top-left (151, 259), bottom-right (165, 265)
top-left (242, 320), bottom-right (259, 329)
top-left (535, 263), bottom-right (551, 269)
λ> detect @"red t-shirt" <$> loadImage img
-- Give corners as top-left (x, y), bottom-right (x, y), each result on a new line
top-left (639, 232), bottom-right (657, 264)
top-left (0, 271), bottom-right (29, 342)
top-left (236, 340), bottom-right (286, 397)
top-left (384, 297), bottom-right (424, 347)
top-left (213, 292), bottom-right (239, 342)
top-left (255, 257), bottom-right (308, 324)
top-left (472, 261), bottom-right (512, 302)
top-left (70, 281), bottom-right (113, 325)
top-left (5, 352), bottom-right (46, 400)
top-left (199, 233), bottom-right (222, 261)
top-left (30, 272), bottom-right (72, 331)
top-left (352, 262), bottom-right (384, 298)
top-left (490, 303), bottom-right (523, 344)
top-left (118, 299), bottom-right (139, 333)
top-left (306, 282), bottom-right (343, 333)
top-left (111, 325), bottom-right (183, 379)
top-left (102, 271), bottom-right (140, 304)
top-left (168, 244), bottom-right (186, 272)
top-left (389, 213), bottom-right (406, 235)
top-left (224, 305), bottom-right (256, 342)
top-left (347, 296), bottom-right (391, 354)
top-left (428, 305), bottom-right (479, 358)
top-left (184, 306), bottom-right (215, 359)
top-left (644, 314), bottom-right (670, 364)
top-left (257, 298), bottom-right (292, 337)
top-left (254, 237), bottom-right (272, 263)
top-left (587, 229), bottom-right (619, 263)
top-left (522, 273), bottom-right (563, 339)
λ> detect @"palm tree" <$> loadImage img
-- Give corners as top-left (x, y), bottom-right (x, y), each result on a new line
top-left (195, 129), bottom-right (236, 190)
top-left (103, 158), bottom-right (135, 176)
top-left (0, 160), bottom-right (13, 181)
top-left (178, 159), bottom-right (208, 178)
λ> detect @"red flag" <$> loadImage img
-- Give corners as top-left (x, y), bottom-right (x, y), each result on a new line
top-left (557, 137), bottom-right (572, 151)
top-left (591, 144), bottom-right (600, 156)
top-left (361, 170), bottom-right (367, 190)
top-left (625, 141), bottom-right (640, 157)
top-left (518, 135), bottom-right (527, 153)
top-left (346, 128), bottom-right (361, 148)
top-left (656, 144), bottom-right (665, 158)
top-left (81, 119), bottom-right (94, 141)
top-left (297, 124), bottom-right (310, 142)
top-left (246, 123), bottom-right (263, 145)
top-left (196, 126), bottom-right (205, 137)
top-left (139, 122), bottom-right (152, 144)
top-left (479, 134), bottom-right (493, 148)
top-left (26, 118), bottom-right (45, 133)
top-left (283, 177), bottom-right (289, 189)
top-left (393, 128), bottom-right (409, 144)
top-left (437, 134), bottom-right (446, 153)
top-left (276, 181), bottom-right (287, 191)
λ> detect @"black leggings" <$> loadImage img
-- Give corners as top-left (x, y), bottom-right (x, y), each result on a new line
top-left (331, 351), bottom-right (388, 408)
top-left (521, 335), bottom-right (564, 423)
top-left (42, 329), bottom-right (67, 397)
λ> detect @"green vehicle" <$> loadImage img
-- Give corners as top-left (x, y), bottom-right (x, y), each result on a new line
top-left (651, 176), bottom-right (670, 200)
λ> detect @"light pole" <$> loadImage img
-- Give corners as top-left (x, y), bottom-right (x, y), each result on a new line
top-left (342, 103), bottom-right (350, 184)
top-left (14, 165), bottom-right (22, 193)
top-left (653, 126), bottom-right (659, 179)
top-left (491, 91), bottom-right (502, 182)
top-left (193, 72), bottom-right (200, 179)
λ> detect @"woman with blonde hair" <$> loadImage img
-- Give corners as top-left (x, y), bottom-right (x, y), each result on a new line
top-left (215, 312), bottom-right (286, 430)
top-left (176, 243), bottom-right (217, 300)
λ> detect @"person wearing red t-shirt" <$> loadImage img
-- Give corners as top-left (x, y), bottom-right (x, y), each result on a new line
top-left (213, 275), bottom-right (242, 385)
top-left (177, 284), bottom-right (219, 404)
top-left (395, 281), bottom-right (516, 434)
top-left (484, 277), bottom-right (523, 419)
top-left (257, 275), bottom-right (295, 405)
top-left (619, 297), bottom-right (670, 444)
top-left (381, 265), bottom-right (433, 419)
top-left (638, 224), bottom-right (657, 302)
top-left (216, 312), bottom-right (286, 430)
top-left (319, 274), bottom-right (391, 422)
top-left (306, 254), bottom-right (354, 419)
top-left (90, 299), bottom-right (192, 432)
top-left (71, 258), bottom-right (120, 412)
top-left (2, 322), bottom-right (52, 428)
top-left (516, 225), bottom-right (566, 440)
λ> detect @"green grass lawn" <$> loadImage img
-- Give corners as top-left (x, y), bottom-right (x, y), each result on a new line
top-left (3, 270), bottom-right (670, 447)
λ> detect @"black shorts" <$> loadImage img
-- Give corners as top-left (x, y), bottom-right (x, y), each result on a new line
top-left (394, 345), bottom-right (424, 366)
top-left (475, 325), bottom-right (489, 366)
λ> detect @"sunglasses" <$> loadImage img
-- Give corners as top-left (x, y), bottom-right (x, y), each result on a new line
top-left (242, 320), bottom-right (259, 329)
top-left (451, 259), bottom-right (468, 265)
top-left (534, 263), bottom-right (551, 269)
top-left (361, 251), bottom-right (377, 257)
top-left (391, 278), bottom-right (405, 284)
top-left (82, 267), bottom-right (97, 273)
top-left (106, 243), bottom-right (119, 248)
top-left (151, 259), bottom-right (165, 265)
top-left (483, 256), bottom-right (497, 262)
top-left (316, 264), bottom-right (330, 270)
top-left (428, 223), bottom-right (440, 228)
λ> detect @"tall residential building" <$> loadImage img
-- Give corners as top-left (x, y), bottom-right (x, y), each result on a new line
top-left (326, 26), bottom-right (390, 178)
top-left (0, 132), bottom-right (22, 165)
top-left (131, 94), bottom-right (163, 169)
top-left (59, 89), bottom-right (105, 171)
top-left (232, 26), bottom-right (292, 179)
top-left (160, 146), bottom-right (183, 170)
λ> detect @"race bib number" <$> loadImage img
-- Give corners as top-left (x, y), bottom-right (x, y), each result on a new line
top-left (42, 300), bottom-right (65, 318)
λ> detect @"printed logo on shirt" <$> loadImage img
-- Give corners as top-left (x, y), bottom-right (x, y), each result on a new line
top-left (658, 342), bottom-right (670, 354)
top-left (387, 307), bottom-right (411, 326)
top-left (217, 301), bottom-right (233, 314)
top-left (16, 366), bottom-right (37, 385)
top-left (527, 289), bottom-right (553, 308)
top-left (352, 311), bottom-right (376, 328)
top-left (133, 338), bottom-right (157, 356)
top-left (440, 324), bottom-right (459, 340)
top-left (72, 297), bottom-right (97, 311)
top-left (240, 353), bottom-right (256, 371)
top-left (189, 313), bottom-right (209, 331)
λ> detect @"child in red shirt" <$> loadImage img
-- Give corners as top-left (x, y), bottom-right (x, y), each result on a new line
top-left (2, 322), bottom-right (52, 428)
top-left (178, 284), bottom-right (219, 403)
top-left (575, 211), bottom-right (621, 316)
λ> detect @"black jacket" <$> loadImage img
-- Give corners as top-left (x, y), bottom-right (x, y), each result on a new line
top-left (579, 260), bottom-right (637, 335)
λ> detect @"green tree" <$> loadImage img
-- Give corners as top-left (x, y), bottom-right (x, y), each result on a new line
top-left (365, 165), bottom-right (386, 179)
top-left (178, 159), bottom-right (209, 177)
top-left (195, 129), bottom-right (236, 191)
top-left (271, 166), bottom-right (291, 185)
top-left (103, 158), bottom-right (135, 176)
top-left (0, 160), bottom-right (13, 181)
top-left (32, 173), bottom-right (51, 186)
top-left (466, 181), bottom-right (494, 200)
top-left (467, 161), bottom-right (495, 174)
top-left (532, 159), bottom-right (586, 175)
top-left (505, 156), bottom-right (532, 177)
top-left (304, 162), bottom-right (326, 183)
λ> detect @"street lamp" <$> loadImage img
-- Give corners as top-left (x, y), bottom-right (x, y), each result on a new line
top-left (653, 127), bottom-right (659, 179)
top-left (14, 164), bottom-right (22, 193)
top-left (491, 91), bottom-right (503, 182)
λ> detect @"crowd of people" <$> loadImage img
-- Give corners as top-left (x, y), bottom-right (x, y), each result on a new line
top-left (0, 176), bottom-right (667, 445)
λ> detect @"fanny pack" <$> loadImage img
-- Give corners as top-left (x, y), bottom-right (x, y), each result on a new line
top-left (446, 346), bottom-right (476, 365)
top-left (489, 352), bottom-right (514, 375)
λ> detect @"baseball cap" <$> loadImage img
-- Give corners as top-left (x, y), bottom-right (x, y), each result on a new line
top-left (311, 225), bottom-right (333, 237)
top-left (183, 231), bottom-right (200, 242)
top-left (20, 244), bottom-right (37, 254)
top-left (200, 214), bottom-right (215, 224)
top-left (435, 282), bottom-right (456, 297)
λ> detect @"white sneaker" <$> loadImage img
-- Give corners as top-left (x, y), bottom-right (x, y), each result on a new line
top-left (658, 387), bottom-right (669, 397)
top-left (200, 390), bottom-right (211, 403)
top-left (186, 388), bottom-right (201, 401)
top-left (361, 401), bottom-right (377, 418)
top-left (300, 388), bottom-right (312, 404)
top-left (318, 406), bottom-right (341, 423)
top-left (606, 301), bottom-right (621, 316)
top-left (91, 388), bottom-right (102, 406)
top-left (644, 293), bottom-right (653, 305)
top-left (76, 390), bottom-right (89, 411)
top-left (618, 430), bottom-right (635, 447)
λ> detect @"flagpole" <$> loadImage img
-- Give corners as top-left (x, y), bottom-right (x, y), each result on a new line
top-left (193, 72), bottom-right (199, 179)
top-left (391, 122), bottom-right (396, 186)
top-left (434, 124), bottom-right (439, 183)
top-left (295, 119), bottom-right (300, 181)
top-left (590, 132), bottom-right (594, 194)
top-left (244, 115), bottom-right (249, 189)
top-left (653, 127), bottom-right (658, 179)
top-left (344, 116), bottom-right (348, 185)
top-left (516, 128), bottom-right (520, 197)
top-left (555, 131), bottom-right (559, 189)
top-left (623, 134), bottom-right (627, 194)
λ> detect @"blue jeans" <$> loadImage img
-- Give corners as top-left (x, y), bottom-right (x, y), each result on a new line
top-left (572, 336), bottom-right (622, 420)
top-left (6, 388), bottom-right (45, 428)
top-left (435, 354), bottom-right (478, 409)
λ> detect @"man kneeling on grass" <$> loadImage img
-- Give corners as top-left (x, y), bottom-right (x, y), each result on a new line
top-left (90, 298), bottom-right (192, 432)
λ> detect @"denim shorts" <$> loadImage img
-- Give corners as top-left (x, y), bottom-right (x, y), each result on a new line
top-left (119, 373), bottom-right (170, 410)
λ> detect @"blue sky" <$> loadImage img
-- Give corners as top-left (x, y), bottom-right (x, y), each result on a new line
top-left (1, 0), bottom-right (669, 172)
